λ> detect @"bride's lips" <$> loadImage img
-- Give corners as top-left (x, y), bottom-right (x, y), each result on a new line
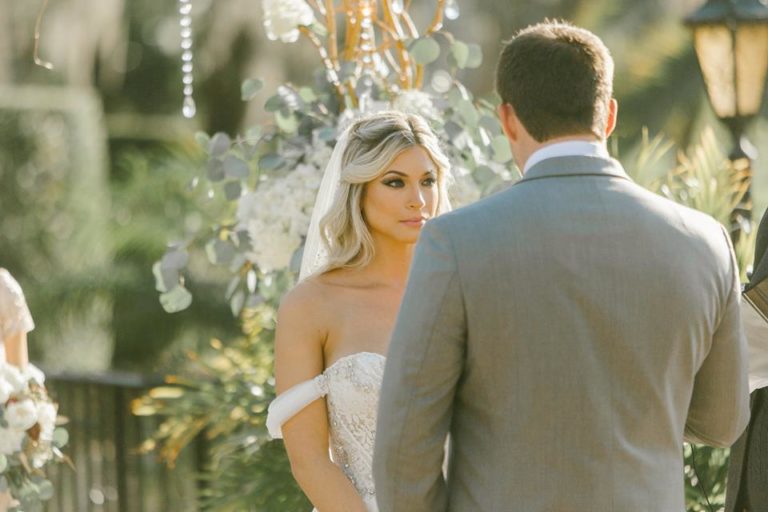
top-left (400, 217), bottom-right (427, 227)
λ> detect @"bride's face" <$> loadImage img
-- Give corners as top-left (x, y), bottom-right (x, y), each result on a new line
top-left (362, 145), bottom-right (439, 244)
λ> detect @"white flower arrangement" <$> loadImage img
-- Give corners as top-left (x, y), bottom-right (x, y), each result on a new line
top-left (392, 90), bottom-right (441, 122)
top-left (262, 0), bottom-right (316, 43)
top-left (237, 155), bottom-right (324, 272)
top-left (0, 361), bottom-right (69, 507)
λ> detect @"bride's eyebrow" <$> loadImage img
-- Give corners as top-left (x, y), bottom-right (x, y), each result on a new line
top-left (383, 169), bottom-right (437, 177)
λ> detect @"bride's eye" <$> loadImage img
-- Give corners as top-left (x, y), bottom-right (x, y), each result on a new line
top-left (383, 178), bottom-right (405, 188)
top-left (421, 177), bottom-right (437, 186)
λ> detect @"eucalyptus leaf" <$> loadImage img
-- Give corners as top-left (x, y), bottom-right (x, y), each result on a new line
top-left (161, 250), bottom-right (189, 270)
top-left (230, 290), bottom-right (246, 316)
top-left (206, 239), bottom-right (236, 265)
top-left (258, 154), bottom-right (285, 171)
top-left (491, 135), bottom-right (513, 163)
top-left (152, 262), bottom-right (179, 293)
top-left (195, 131), bottom-right (210, 150)
top-left (0, 455), bottom-right (6, 473)
top-left (264, 94), bottom-right (285, 113)
top-left (245, 125), bottom-right (262, 142)
top-left (317, 127), bottom-right (337, 141)
top-left (409, 38), bottom-right (441, 65)
top-left (443, 120), bottom-right (464, 141)
top-left (456, 99), bottom-right (479, 126)
top-left (0, 475), bottom-right (6, 491)
top-left (53, 427), bottom-right (69, 449)
top-left (241, 78), bottom-right (264, 101)
top-left (224, 181), bottom-right (242, 201)
top-left (479, 115), bottom-right (502, 135)
top-left (226, 276), bottom-right (241, 300)
top-left (452, 41), bottom-right (470, 69)
top-left (160, 286), bottom-right (193, 313)
top-left (236, 229), bottom-right (253, 251)
top-left (207, 158), bottom-right (225, 182)
top-left (298, 87), bottom-right (317, 103)
top-left (466, 44), bottom-right (483, 69)
top-left (223, 155), bottom-right (249, 179)
top-left (209, 132), bottom-right (231, 157)
top-left (276, 111), bottom-right (299, 134)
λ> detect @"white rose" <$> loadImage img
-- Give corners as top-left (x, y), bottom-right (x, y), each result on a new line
top-left (22, 364), bottom-right (45, 385)
top-left (36, 402), bottom-right (57, 441)
top-left (0, 380), bottom-right (13, 404)
top-left (0, 363), bottom-right (26, 396)
top-left (262, 0), bottom-right (315, 43)
top-left (5, 399), bottom-right (38, 431)
top-left (0, 427), bottom-right (25, 455)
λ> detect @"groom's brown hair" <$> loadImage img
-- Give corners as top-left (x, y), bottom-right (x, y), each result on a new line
top-left (496, 20), bottom-right (614, 142)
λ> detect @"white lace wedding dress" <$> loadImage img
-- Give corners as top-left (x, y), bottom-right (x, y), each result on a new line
top-left (267, 351), bottom-right (386, 512)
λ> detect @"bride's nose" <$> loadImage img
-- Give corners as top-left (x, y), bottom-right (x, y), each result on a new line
top-left (406, 185), bottom-right (427, 209)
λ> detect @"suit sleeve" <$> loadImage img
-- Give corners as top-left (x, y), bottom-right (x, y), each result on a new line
top-left (685, 225), bottom-right (750, 447)
top-left (373, 219), bottom-right (466, 512)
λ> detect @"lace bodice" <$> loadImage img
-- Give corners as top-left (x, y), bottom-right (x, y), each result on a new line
top-left (267, 351), bottom-right (386, 511)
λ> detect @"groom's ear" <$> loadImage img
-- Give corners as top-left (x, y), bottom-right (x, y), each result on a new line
top-left (498, 103), bottom-right (519, 142)
top-left (605, 98), bottom-right (618, 138)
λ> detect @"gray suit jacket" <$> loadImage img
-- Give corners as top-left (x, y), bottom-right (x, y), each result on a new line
top-left (373, 155), bottom-right (750, 512)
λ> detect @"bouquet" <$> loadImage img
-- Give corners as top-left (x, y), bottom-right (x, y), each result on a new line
top-left (0, 362), bottom-right (69, 511)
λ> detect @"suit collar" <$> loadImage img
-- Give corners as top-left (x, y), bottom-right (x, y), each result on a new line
top-left (519, 155), bottom-right (632, 184)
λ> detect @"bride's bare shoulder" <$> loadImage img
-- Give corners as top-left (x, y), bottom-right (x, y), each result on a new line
top-left (277, 269), bottom-right (355, 322)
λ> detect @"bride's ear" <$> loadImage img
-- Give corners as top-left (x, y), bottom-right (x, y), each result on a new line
top-left (498, 103), bottom-right (519, 143)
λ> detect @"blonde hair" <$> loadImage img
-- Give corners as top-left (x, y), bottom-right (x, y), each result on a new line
top-left (318, 111), bottom-right (451, 273)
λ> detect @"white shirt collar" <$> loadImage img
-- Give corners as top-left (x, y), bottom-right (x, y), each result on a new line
top-left (523, 140), bottom-right (610, 174)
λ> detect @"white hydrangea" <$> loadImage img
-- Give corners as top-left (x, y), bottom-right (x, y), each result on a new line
top-left (392, 90), bottom-right (440, 121)
top-left (0, 427), bottom-right (25, 456)
top-left (5, 399), bottom-right (38, 431)
top-left (262, 0), bottom-right (315, 43)
top-left (237, 162), bottom-right (323, 272)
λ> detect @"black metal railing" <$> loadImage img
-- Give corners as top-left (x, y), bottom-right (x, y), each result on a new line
top-left (41, 370), bottom-right (205, 512)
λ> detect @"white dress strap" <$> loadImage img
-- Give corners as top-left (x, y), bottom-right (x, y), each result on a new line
top-left (267, 374), bottom-right (329, 439)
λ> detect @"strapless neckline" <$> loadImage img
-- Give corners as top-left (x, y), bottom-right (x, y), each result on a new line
top-left (324, 351), bottom-right (386, 373)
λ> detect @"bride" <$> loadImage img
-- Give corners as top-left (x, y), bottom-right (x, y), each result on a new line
top-left (266, 111), bottom-right (452, 511)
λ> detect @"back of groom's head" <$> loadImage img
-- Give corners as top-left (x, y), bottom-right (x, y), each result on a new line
top-left (496, 21), bottom-right (614, 142)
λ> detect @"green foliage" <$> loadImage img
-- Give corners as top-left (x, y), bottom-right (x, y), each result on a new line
top-left (0, 87), bottom-right (113, 371)
top-left (132, 305), bottom-right (310, 510)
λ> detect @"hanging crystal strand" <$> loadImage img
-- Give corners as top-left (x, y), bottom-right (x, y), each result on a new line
top-left (179, 0), bottom-right (196, 118)
top-left (444, 0), bottom-right (460, 20)
top-left (390, 0), bottom-right (404, 15)
top-left (356, 1), bottom-right (377, 111)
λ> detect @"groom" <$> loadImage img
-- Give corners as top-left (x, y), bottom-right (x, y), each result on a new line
top-left (373, 21), bottom-right (750, 511)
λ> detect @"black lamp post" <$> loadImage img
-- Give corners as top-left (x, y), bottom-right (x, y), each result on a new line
top-left (685, 0), bottom-right (768, 241)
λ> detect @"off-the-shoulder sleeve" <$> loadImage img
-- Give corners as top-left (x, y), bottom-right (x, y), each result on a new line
top-left (266, 374), bottom-right (329, 439)
top-left (0, 270), bottom-right (34, 342)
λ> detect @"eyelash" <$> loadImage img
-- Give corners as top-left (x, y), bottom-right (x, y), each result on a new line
top-left (383, 177), bottom-right (437, 188)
